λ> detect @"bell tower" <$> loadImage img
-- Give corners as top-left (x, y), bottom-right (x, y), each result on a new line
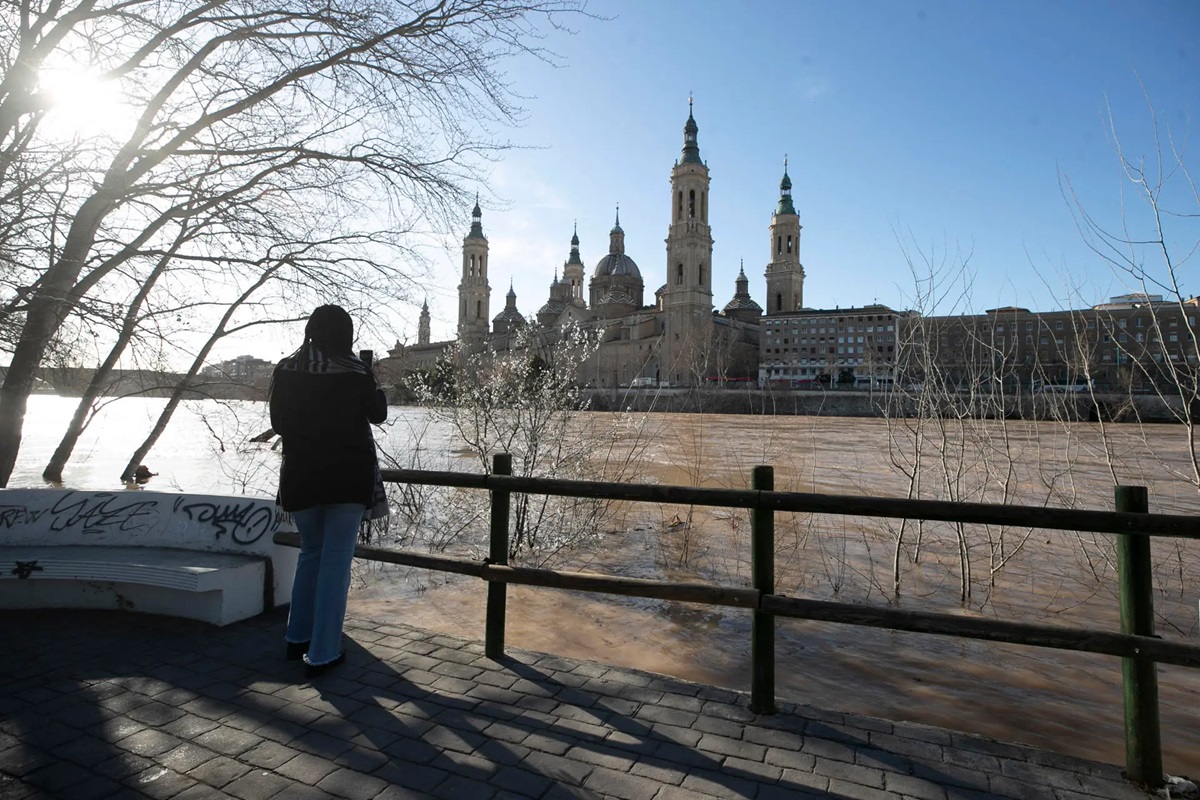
top-left (662, 100), bottom-right (714, 386)
top-left (764, 159), bottom-right (804, 314)
top-left (457, 196), bottom-right (491, 344)
top-left (562, 222), bottom-right (585, 305)
top-left (417, 299), bottom-right (431, 346)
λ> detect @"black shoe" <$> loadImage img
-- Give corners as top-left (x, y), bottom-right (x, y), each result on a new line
top-left (304, 651), bottom-right (345, 679)
top-left (286, 641), bottom-right (310, 661)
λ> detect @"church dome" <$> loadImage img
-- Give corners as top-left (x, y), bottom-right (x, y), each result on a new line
top-left (593, 206), bottom-right (640, 279)
top-left (593, 252), bottom-right (641, 279)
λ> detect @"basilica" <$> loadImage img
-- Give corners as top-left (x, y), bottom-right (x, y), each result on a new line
top-left (388, 106), bottom-right (808, 388)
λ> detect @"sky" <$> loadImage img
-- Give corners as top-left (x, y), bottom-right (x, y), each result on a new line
top-left (392, 0), bottom-right (1199, 349)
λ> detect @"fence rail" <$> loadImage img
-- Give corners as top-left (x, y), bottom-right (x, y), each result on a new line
top-left (275, 462), bottom-right (1200, 788)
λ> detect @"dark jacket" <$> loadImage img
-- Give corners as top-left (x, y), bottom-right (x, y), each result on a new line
top-left (269, 365), bottom-right (388, 512)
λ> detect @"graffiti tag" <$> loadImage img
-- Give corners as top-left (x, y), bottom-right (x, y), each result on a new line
top-left (179, 500), bottom-right (274, 545)
top-left (12, 560), bottom-right (43, 578)
top-left (47, 493), bottom-right (161, 536)
top-left (0, 505), bottom-right (48, 529)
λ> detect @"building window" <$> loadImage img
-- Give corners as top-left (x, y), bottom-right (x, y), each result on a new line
top-left (1055, 320), bottom-right (1063, 330)
top-left (677, 264), bottom-right (684, 284)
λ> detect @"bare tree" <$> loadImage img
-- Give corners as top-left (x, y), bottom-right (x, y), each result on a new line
top-left (0, 0), bottom-right (586, 486)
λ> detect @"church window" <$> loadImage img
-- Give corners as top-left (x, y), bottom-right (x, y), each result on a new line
top-left (475, 300), bottom-right (481, 319)
top-left (701, 191), bottom-right (707, 221)
top-left (775, 293), bottom-right (783, 312)
top-left (786, 235), bottom-right (793, 254)
top-left (688, 189), bottom-right (696, 218)
top-left (677, 191), bottom-right (683, 221)
top-left (676, 264), bottom-right (684, 284)
top-left (469, 254), bottom-right (475, 276)
top-left (698, 264), bottom-right (705, 285)
top-left (776, 236), bottom-right (782, 255)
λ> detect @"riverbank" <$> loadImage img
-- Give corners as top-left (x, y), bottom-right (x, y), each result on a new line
top-left (583, 385), bottom-right (1190, 422)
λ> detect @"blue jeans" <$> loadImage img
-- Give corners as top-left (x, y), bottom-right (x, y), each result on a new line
top-left (285, 503), bottom-right (365, 666)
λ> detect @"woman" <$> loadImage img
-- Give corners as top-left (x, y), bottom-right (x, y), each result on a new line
top-left (270, 305), bottom-right (387, 677)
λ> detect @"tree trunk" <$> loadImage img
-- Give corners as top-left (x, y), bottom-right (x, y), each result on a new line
top-left (43, 249), bottom-right (173, 483)
top-left (120, 265), bottom-right (279, 482)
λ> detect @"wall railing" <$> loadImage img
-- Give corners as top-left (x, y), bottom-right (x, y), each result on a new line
top-left (273, 458), bottom-right (1200, 789)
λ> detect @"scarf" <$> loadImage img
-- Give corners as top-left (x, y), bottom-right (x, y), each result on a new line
top-left (278, 343), bottom-right (367, 375)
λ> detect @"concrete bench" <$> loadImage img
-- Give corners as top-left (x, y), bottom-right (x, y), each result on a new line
top-left (1, 545), bottom-right (268, 626)
top-left (0, 489), bottom-right (297, 626)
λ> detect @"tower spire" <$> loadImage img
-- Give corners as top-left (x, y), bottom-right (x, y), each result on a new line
top-left (776, 157), bottom-right (796, 216)
top-left (680, 99), bottom-right (701, 165)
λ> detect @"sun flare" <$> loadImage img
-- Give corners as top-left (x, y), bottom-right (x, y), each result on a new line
top-left (38, 65), bottom-right (137, 140)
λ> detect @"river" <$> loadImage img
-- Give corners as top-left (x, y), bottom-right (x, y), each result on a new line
top-left (8, 395), bottom-right (1200, 775)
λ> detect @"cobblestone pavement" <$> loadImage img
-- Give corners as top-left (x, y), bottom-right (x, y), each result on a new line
top-left (1, 609), bottom-right (1151, 799)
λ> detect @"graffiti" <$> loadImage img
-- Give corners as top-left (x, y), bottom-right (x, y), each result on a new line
top-left (0, 490), bottom-right (278, 550)
top-left (0, 505), bottom-right (48, 528)
top-left (12, 560), bottom-right (43, 579)
top-left (178, 500), bottom-right (274, 545)
top-left (47, 493), bottom-right (162, 536)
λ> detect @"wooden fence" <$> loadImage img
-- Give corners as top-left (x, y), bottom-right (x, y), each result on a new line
top-left (273, 457), bottom-right (1200, 789)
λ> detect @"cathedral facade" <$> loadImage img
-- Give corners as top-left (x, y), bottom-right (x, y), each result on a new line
top-left (389, 107), bottom-right (809, 389)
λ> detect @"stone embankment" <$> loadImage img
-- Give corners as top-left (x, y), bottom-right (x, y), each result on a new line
top-left (584, 387), bottom-right (1189, 422)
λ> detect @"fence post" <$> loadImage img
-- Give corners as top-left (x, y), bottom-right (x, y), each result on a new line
top-left (750, 465), bottom-right (776, 714)
top-left (485, 453), bottom-right (512, 660)
top-left (1115, 485), bottom-right (1163, 788)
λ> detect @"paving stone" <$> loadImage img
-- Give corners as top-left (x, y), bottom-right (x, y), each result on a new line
top-left (158, 742), bottom-right (221, 773)
top-left (127, 700), bottom-right (188, 727)
top-left (316, 767), bottom-right (389, 800)
top-left (52, 733), bottom-right (122, 767)
top-left (129, 766), bottom-right (200, 799)
top-left (371, 760), bottom-right (450, 793)
top-left (276, 752), bottom-right (340, 784)
top-left (647, 721), bottom-right (703, 747)
top-left (187, 755), bottom-right (252, 788)
top-left (119, 728), bottom-right (183, 758)
top-left (162, 713), bottom-right (222, 740)
top-left (222, 768), bottom-right (293, 800)
top-left (582, 765), bottom-right (668, 799)
top-left (240, 740), bottom-right (299, 770)
top-left (827, 777), bottom-right (902, 800)
top-left (723, 755), bottom-right (785, 782)
top-left (884, 772), bottom-right (951, 800)
top-left (430, 773), bottom-right (496, 799)
top-left (193, 726), bottom-right (261, 758)
top-left (94, 752), bottom-right (158, 781)
top-left (174, 784), bottom-right (238, 800)
top-left (23, 760), bottom-right (94, 794)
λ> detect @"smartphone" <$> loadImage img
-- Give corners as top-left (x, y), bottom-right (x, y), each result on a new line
top-left (359, 349), bottom-right (373, 369)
